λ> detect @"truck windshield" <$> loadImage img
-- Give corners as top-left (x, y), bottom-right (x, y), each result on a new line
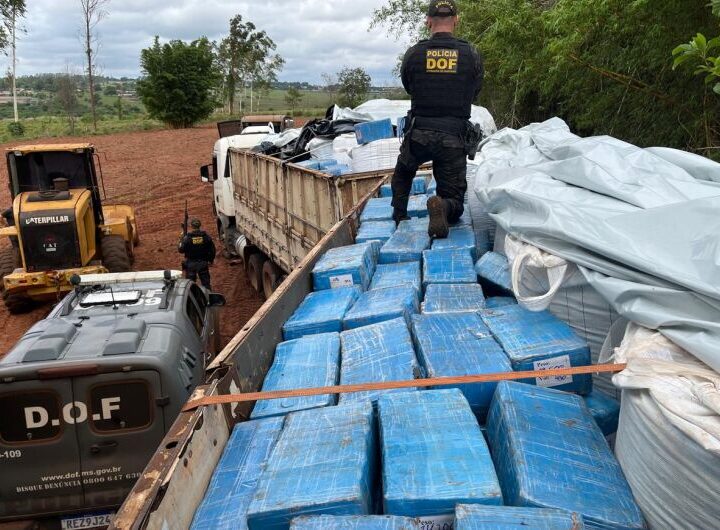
top-left (10, 151), bottom-right (93, 195)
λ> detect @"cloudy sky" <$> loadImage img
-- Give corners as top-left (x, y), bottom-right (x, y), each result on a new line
top-left (11, 0), bottom-right (409, 84)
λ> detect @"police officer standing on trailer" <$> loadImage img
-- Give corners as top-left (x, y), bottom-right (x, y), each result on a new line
top-left (392, 0), bottom-right (484, 239)
top-left (178, 219), bottom-right (216, 290)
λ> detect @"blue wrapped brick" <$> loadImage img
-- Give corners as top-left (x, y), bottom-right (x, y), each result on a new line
top-left (380, 231), bottom-right (431, 264)
top-left (339, 318), bottom-right (420, 405)
top-left (423, 249), bottom-right (477, 289)
top-left (312, 243), bottom-right (377, 291)
top-left (407, 194), bottom-right (429, 217)
top-left (432, 226), bottom-right (478, 260)
top-left (427, 178), bottom-right (437, 195)
top-left (355, 119), bottom-right (394, 145)
top-left (247, 402), bottom-right (376, 530)
top-left (454, 505), bottom-right (586, 530)
top-left (485, 297), bottom-right (517, 309)
top-left (411, 314), bottom-right (511, 420)
top-left (412, 176), bottom-right (427, 195)
top-left (487, 382), bottom-right (645, 530)
top-left (356, 220), bottom-right (396, 245)
top-left (296, 160), bottom-right (321, 170)
top-left (584, 391), bottom-right (620, 437)
top-left (378, 389), bottom-right (503, 522)
top-left (422, 284), bottom-right (486, 314)
top-left (475, 252), bottom-right (513, 297)
top-left (380, 184), bottom-right (393, 198)
top-left (250, 333), bottom-right (341, 419)
top-left (397, 217), bottom-right (429, 234)
top-left (291, 515), bottom-right (420, 530)
top-left (481, 305), bottom-right (593, 394)
top-left (324, 164), bottom-right (352, 176)
top-left (360, 197), bottom-right (393, 223)
top-left (283, 287), bottom-right (361, 340)
top-left (191, 418), bottom-right (285, 530)
top-left (344, 285), bottom-right (419, 330)
top-left (370, 262), bottom-right (422, 299)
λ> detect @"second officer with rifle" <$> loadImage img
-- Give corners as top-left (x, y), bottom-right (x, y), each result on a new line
top-left (179, 218), bottom-right (216, 290)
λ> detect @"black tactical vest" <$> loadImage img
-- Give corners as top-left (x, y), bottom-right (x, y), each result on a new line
top-left (182, 231), bottom-right (213, 261)
top-left (405, 35), bottom-right (478, 120)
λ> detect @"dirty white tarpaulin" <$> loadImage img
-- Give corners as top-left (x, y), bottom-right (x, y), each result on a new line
top-left (474, 118), bottom-right (720, 373)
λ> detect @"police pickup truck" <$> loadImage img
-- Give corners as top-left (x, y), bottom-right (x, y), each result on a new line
top-left (0, 271), bottom-right (225, 528)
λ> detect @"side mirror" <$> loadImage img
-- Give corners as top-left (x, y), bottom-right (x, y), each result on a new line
top-left (200, 164), bottom-right (213, 183)
top-left (208, 293), bottom-right (226, 307)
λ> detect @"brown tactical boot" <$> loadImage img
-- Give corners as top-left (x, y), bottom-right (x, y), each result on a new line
top-left (427, 196), bottom-right (449, 239)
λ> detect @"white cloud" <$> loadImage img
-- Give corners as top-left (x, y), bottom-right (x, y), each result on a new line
top-left (10, 0), bottom-right (409, 84)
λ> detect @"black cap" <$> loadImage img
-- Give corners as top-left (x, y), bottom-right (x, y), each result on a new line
top-left (191, 219), bottom-right (201, 229)
top-left (427, 0), bottom-right (457, 17)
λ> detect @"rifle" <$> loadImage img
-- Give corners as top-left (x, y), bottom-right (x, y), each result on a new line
top-left (182, 200), bottom-right (189, 237)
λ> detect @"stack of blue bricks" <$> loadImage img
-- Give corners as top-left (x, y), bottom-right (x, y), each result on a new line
top-left (250, 333), bottom-right (341, 419)
top-left (396, 217), bottom-right (429, 233)
top-left (247, 402), bottom-right (376, 529)
top-left (369, 262), bottom-right (422, 300)
top-left (407, 195), bottom-right (429, 217)
top-left (343, 285), bottom-right (419, 330)
top-left (191, 417), bottom-right (285, 530)
top-left (312, 243), bottom-right (377, 291)
top-left (475, 252), bottom-right (513, 297)
top-left (380, 231), bottom-right (431, 264)
top-left (355, 119), bottom-right (394, 145)
top-left (454, 505), bottom-right (586, 529)
top-left (411, 314), bottom-right (512, 420)
top-left (583, 391), bottom-right (621, 437)
top-left (283, 287), bottom-right (361, 340)
top-left (481, 305), bottom-right (593, 395)
top-left (422, 284), bottom-right (486, 314)
top-left (487, 382), bottom-right (645, 530)
top-left (378, 390), bottom-right (502, 522)
top-left (431, 226), bottom-right (478, 260)
top-left (360, 197), bottom-right (394, 223)
top-left (355, 221), bottom-right (396, 245)
top-left (291, 516), bottom-right (420, 529)
top-left (423, 249), bottom-right (477, 289)
top-left (339, 318), bottom-right (419, 405)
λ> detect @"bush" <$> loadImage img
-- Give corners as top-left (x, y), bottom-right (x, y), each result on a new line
top-left (7, 121), bottom-right (25, 137)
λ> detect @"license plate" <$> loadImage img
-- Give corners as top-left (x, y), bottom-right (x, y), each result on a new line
top-left (61, 512), bottom-right (114, 530)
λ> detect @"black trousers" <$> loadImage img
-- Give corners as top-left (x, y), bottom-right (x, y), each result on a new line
top-left (185, 260), bottom-right (212, 290)
top-left (391, 128), bottom-right (467, 223)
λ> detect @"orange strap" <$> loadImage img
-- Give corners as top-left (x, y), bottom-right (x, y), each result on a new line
top-left (182, 363), bottom-right (626, 412)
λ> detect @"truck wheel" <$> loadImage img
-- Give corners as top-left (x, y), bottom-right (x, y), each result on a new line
top-left (262, 260), bottom-right (282, 299)
top-left (3, 290), bottom-right (34, 314)
top-left (246, 253), bottom-right (266, 295)
top-left (101, 235), bottom-right (132, 273)
top-left (0, 247), bottom-right (19, 294)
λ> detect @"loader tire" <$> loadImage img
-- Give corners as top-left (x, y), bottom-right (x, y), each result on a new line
top-left (3, 290), bottom-right (34, 314)
top-left (101, 235), bottom-right (132, 273)
top-left (0, 246), bottom-right (19, 294)
top-left (246, 253), bottom-right (266, 296)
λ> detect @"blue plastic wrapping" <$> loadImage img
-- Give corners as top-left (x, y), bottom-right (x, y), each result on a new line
top-left (250, 333), bottom-right (341, 419)
top-left (397, 217), bottom-right (429, 234)
top-left (355, 119), bottom-right (394, 145)
top-left (421, 284), bottom-right (486, 314)
top-left (370, 262), bottom-right (422, 299)
top-left (247, 402), bottom-right (376, 530)
top-left (344, 285), bottom-right (419, 330)
top-left (407, 195), bottom-right (429, 218)
top-left (378, 389), bottom-right (503, 521)
top-left (356, 220), bottom-right (396, 245)
top-left (475, 252), bottom-right (513, 297)
top-left (317, 159), bottom-right (340, 170)
top-left (379, 231), bottom-right (431, 264)
top-left (324, 164), bottom-right (352, 176)
top-left (487, 382), bottom-right (645, 530)
top-left (283, 287), bottom-right (362, 340)
top-left (432, 226), bottom-right (478, 260)
top-left (412, 176), bottom-right (427, 195)
top-left (583, 391), bottom-right (620, 437)
top-left (427, 178), bottom-right (437, 195)
top-left (291, 515), bottom-right (420, 530)
top-left (484, 297), bottom-right (517, 309)
top-left (312, 243), bottom-right (377, 291)
top-left (191, 417), bottom-right (285, 530)
top-left (360, 197), bottom-right (394, 223)
top-left (454, 505), bottom-right (586, 530)
top-left (380, 184), bottom-right (393, 198)
top-left (339, 318), bottom-right (420, 404)
top-left (411, 314), bottom-right (511, 420)
top-left (481, 305), bottom-right (593, 394)
top-left (423, 249), bottom-right (477, 289)
top-left (296, 160), bottom-right (321, 170)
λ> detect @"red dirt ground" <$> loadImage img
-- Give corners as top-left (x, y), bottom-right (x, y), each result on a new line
top-left (0, 125), bottom-right (265, 356)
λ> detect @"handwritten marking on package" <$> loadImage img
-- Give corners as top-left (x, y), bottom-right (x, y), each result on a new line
top-left (534, 355), bottom-right (572, 387)
top-left (329, 274), bottom-right (354, 289)
top-left (419, 515), bottom-right (454, 530)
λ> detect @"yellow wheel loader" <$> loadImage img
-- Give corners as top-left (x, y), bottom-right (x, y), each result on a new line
top-left (0, 144), bottom-right (139, 313)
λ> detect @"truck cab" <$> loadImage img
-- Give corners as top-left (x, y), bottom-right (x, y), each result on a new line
top-left (0, 271), bottom-right (225, 525)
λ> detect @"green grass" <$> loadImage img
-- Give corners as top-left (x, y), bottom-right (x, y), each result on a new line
top-left (0, 116), bottom-right (165, 144)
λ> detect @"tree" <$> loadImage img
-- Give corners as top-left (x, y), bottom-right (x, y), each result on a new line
top-left (0, 0), bottom-right (26, 123)
top-left (56, 66), bottom-right (79, 134)
top-left (137, 37), bottom-right (221, 128)
top-left (285, 86), bottom-right (303, 113)
top-left (337, 67), bottom-right (371, 108)
top-left (79, 0), bottom-right (109, 132)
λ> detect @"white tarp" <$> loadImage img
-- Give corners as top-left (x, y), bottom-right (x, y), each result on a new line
top-left (474, 118), bottom-right (720, 373)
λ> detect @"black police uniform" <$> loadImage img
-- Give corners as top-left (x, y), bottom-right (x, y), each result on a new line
top-left (178, 230), bottom-right (216, 290)
top-left (392, 32), bottom-right (484, 224)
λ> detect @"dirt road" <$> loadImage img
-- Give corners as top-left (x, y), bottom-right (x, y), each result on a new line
top-left (0, 125), bottom-right (265, 355)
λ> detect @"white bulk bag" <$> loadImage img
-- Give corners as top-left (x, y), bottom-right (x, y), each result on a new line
top-left (350, 138), bottom-right (401, 173)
